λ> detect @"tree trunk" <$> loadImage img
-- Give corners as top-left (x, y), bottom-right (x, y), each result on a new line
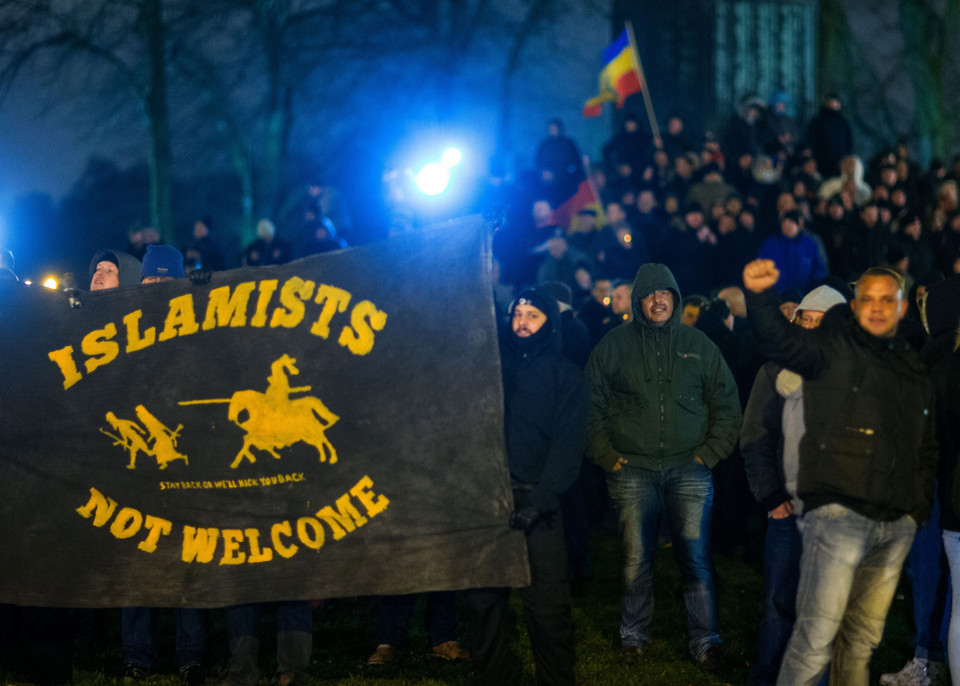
top-left (143, 0), bottom-right (174, 243)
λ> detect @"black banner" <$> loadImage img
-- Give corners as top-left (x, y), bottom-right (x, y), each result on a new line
top-left (0, 217), bottom-right (528, 607)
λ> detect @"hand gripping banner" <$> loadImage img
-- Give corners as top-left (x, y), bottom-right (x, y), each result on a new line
top-left (0, 217), bottom-right (529, 607)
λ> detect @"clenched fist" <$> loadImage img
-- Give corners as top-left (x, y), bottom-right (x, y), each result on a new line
top-left (742, 259), bottom-right (780, 294)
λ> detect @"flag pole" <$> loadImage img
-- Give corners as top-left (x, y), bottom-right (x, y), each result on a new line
top-left (624, 21), bottom-right (661, 143)
top-left (581, 154), bottom-right (605, 225)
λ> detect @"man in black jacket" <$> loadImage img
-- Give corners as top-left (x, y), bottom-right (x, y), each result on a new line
top-left (742, 260), bottom-right (938, 686)
top-left (471, 288), bottom-right (588, 686)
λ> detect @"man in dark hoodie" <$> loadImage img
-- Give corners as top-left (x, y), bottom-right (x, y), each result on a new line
top-left (471, 288), bottom-right (587, 686)
top-left (586, 263), bottom-right (741, 670)
top-left (742, 260), bottom-right (938, 686)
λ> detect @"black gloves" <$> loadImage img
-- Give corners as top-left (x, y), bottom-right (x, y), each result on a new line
top-left (189, 269), bottom-right (213, 285)
top-left (509, 506), bottom-right (552, 535)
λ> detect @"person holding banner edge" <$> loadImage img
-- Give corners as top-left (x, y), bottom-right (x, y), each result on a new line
top-left (470, 287), bottom-right (588, 686)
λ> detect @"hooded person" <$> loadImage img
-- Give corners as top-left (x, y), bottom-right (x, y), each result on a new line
top-left (89, 249), bottom-right (143, 290)
top-left (471, 287), bottom-right (587, 686)
top-left (741, 283), bottom-right (847, 686)
top-left (585, 263), bottom-right (741, 670)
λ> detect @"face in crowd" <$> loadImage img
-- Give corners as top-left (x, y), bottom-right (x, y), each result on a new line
top-left (511, 303), bottom-right (546, 338)
top-left (610, 284), bottom-right (632, 319)
top-left (851, 273), bottom-right (907, 338)
top-left (90, 260), bottom-right (119, 291)
top-left (641, 289), bottom-right (674, 325)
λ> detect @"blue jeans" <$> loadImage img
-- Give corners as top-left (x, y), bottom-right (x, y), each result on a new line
top-left (606, 460), bottom-right (719, 659)
top-left (905, 493), bottom-right (950, 661)
top-left (225, 601), bottom-right (313, 638)
top-left (121, 607), bottom-right (208, 669)
top-left (751, 514), bottom-right (803, 686)
top-left (942, 530), bottom-right (960, 685)
top-left (776, 504), bottom-right (916, 686)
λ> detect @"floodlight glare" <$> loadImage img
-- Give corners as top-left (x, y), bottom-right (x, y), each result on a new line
top-left (414, 162), bottom-right (451, 196)
top-left (43, 276), bottom-right (58, 289)
top-left (441, 147), bottom-right (462, 168)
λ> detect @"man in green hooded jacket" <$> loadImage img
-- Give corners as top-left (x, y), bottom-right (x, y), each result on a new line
top-left (586, 262), bottom-right (741, 670)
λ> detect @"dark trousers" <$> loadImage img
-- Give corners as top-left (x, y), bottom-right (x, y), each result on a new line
top-left (470, 491), bottom-right (575, 686)
top-left (121, 607), bottom-right (208, 669)
top-left (376, 591), bottom-right (457, 647)
top-left (751, 515), bottom-right (802, 686)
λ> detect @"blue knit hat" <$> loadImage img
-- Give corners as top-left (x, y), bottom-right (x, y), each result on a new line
top-left (141, 244), bottom-right (185, 280)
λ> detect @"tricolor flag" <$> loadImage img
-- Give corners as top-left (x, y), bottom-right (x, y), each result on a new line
top-left (551, 156), bottom-right (604, 232)
top-left (582, 28), bottom-right (643, 118)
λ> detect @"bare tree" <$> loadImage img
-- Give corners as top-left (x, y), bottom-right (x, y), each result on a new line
top-left (0, 0), bottom-right (178, 241)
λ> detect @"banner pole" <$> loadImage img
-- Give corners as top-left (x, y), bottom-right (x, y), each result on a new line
top-left (624, 21), bottom-right (661, 143)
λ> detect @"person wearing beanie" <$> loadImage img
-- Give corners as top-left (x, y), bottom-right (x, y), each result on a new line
top-left (89, 249), bottom-right (143, 291)
top-left (586, 263), bottom-right (741, 671)
top-left (471, 287), bottom-right (587, 686)
top-left (741, 283), bottom-right (846, 686)
top-left (757, 210), bottom-right (827, 294)
top-left (123, 243), bottom-right (207, 685)
top-left (140, 244), bottom-right (185, 283)
top-left (743, 260), bottom-right (937, 686)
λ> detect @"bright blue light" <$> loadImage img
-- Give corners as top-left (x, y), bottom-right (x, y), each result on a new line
top-left (414, 162), bottom-right (451, 196)
top-left (441, 147), bottom-right (462, 168)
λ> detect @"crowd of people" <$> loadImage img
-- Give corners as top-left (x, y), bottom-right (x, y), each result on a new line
top-left (3, 88), bottom-right (960, 686)
top-left (483, 92), bottom-right (960, 686)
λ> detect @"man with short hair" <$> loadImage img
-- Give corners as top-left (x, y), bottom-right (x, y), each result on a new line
top-left (742, 260), bottom-right (938, 686)
top-left (586, 263), bottom-right (741, 671)
top-left (609, 280), bottom-right (633, 323)
top-left (741, 284), bottom-right (847, 686)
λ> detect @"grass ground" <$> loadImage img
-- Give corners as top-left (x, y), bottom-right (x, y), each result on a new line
top-left (6, 530), bottom-right (917, 685)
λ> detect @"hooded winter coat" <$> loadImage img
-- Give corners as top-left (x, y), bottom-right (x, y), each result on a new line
top-left (585, 263), bottom-right (742, 472)
top-left (500, 291), bottom-right (588, 513)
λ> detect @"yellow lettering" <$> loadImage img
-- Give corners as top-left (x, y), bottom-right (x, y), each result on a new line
top-left (76, 487), bottom-right (117, 526)
top-left (181, 526), bottom-right (220, 563)
top-left (310, 284), bottom-right (352, 339)
top-left (159, 294), bottom-right (200, 342)
top-left (245, 528), bottom-right (273, 563)
top-left (350, 476), bottom-right (390, 517)
top-left (220, 529), bottom-right (246, 565)
top-left (338, 300), bottom-right (387, 356)
top-left (109, 507), bottom-right (143, 539)
top-left (271, 521), bottom-right (298, 558)
top-left (250, 280), bottom-right (279, 327)
top-left (202, 282), bottom-right (257, 330)
top-left (316, 494), bottom-right (368, 541)
top-left (48, 346), bottom-right (83, 390)
top-left (269, 277), bottom-right (314, 328)
top-left (296, 517), bottom-right (325, 550)
top-left (123, 310), bottom-right (156, 353)
top-left (138, 515), bottom-right (173, 553)
top-left (81, 323), bottom-right (119, 374)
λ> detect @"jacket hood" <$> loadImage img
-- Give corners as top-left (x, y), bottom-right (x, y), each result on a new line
top-left (922, 275), bottom-right (960, 338)
top-left (631, 263), bottom-right (681, 328)
top-left (505, 287), bottom-right (562, 357)
top-left (88, 249), bottom-right (142, 289)
top-left (795, 285), bottom-right (847, 317)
